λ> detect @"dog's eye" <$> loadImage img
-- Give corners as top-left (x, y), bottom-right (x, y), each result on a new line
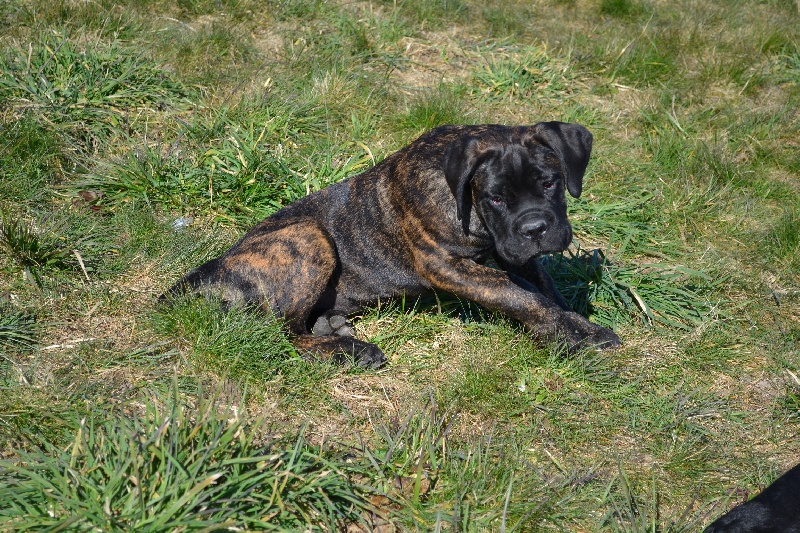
top-left (489, 196), bottom-right (504, 205)
top-left (542, 181), bottom-right (556, 190)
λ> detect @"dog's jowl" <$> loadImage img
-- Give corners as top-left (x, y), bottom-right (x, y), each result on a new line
top-left (164, 122), bottom-right (621, 367)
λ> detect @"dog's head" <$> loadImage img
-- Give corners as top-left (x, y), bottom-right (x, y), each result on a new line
top-left (443, 122), bottom-right (592, 266)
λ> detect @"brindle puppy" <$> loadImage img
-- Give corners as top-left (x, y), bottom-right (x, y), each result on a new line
top-left (163, 122), bottom-right (621, 367)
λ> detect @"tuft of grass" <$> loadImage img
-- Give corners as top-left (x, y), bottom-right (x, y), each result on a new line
top-left (85, 131), bottom-right (303, 225)
top-left (775, 385), bottom-right (800, 419)
top-left (0, 32), bottom-right (191, 150)
top-left (480, 3), bottom-right (533, 38)
top-left (543, 248), bottom-right (721, 330)
top-left (0, 117), bottom-right (63, 204)
top-left (763, 209), bottom-right (800, 267)
top-left (0, 306), bottom-right (38, 354)
top-left (0, 384), bottom-right (375, 531)
top-left (599, 0), bottom-right (646, 19)
top-left (363, 397), bottom-right (573, 530)
top-left (382, 0), bottom-right (467, 29)
top-left (0, 388), bottom-right (88, 455)
top-left (600, 463), bottom-right (710, 533)
top-left (610, 29), bottom-right (680, 86)
top-left (568, 187), bottom-right (658, 256)
top-left (473, 44), bottom-right (572, 101)
top-left (0, 210), bottom-right (75, 288)
top-left (163, 20), bottom-right (259, 83)
top-left (397, 84), bottom-right (471, 138)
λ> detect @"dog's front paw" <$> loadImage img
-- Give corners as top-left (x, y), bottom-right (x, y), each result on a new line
top-left (582, 324), bottom-right (621, 350)
top-left (561, 312), bottom-right (621, 352)
top-left (353, 340), bottom-right (388, 369)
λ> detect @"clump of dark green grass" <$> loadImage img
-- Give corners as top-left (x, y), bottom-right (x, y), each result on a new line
top-left (0, 117), bottom-right (63, 204)
top-left (599, 0), bottom-right (647, 19)
top-left (0, 210), bottom-right (76, 288)
top-left (0, 305), bottom-right (38, 354)
top-left (543, 247), bottom-right (721, 330)
top-left (0, 384), bottom-right (375, 531)
top-left (763, 209), bottom-right (800, 268)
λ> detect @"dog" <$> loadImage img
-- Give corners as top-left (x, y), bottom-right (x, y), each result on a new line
top-left (704, 463), bottom-right (800, 532)
top-left (163, 122), bottom-right (621, 367)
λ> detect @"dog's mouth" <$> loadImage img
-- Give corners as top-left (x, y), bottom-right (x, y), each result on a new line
top-left (494, 222), bottom-right (572, 266)
top-left (495, 241), bottom-right (543, 266)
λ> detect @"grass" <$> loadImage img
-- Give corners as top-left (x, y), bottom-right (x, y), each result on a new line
top-left (544, 247), bottom-right (722, 330)
top-left (0, 383), bottom-right (376, 531)
top-left (0, 32), bottom-right (191, 152)
top-left (0, 209), bottom-right (77, 287)
top-left (0, 304), bottom-right (37, 353)
top-left (0, 0), bottom-right (798, 530)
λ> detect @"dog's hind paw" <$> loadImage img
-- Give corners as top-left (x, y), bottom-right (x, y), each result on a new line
top-left (345, 339), bottom-right (387, 369)
top-left (297, 335), bottom-right (387, 369)
top-left (311, 310), bottom-right (356, 337)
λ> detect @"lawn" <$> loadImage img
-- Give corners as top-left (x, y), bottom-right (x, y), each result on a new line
top-left (0, 0), bottom-right (798, 530)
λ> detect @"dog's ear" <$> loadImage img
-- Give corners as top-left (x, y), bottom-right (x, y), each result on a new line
top-left (443, 136), bottom-right (498, 235)
top-left (524, 122), bottom-right (593, 199)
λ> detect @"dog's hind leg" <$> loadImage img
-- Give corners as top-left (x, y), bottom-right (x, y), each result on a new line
top-left (202, 218), bottom-right (386, 368)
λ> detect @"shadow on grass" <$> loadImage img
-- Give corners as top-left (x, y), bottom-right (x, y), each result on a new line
top-left (543, 247), bottom-right (721, 330)
top-left (375, 246), bottom-right (718, 334)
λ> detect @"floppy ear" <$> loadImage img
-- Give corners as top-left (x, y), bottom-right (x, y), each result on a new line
top-left (443, 136), bottom-right (498, 235)
top-left (525, 122), bottom-right (593, 199)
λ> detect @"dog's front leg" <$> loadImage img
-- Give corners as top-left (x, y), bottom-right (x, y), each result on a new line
top-left (500, 257), bottom-right (572, 311)
top-left (420, 256), bottom-right (620, 351)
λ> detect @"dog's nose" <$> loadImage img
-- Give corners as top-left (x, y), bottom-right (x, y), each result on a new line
top-left (519, 219), bottom-right (548, 238)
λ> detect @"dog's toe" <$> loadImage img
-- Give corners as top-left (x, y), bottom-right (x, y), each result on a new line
top-left (312, 311), bottom-right (355, 337)
top-left (311, 315), bottom-right (334, 336)
top-left (328, 314), bottom-right (347, 330)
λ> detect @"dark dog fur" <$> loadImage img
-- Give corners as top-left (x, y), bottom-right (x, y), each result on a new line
top-left (163, 122), bottom-right (621, 367)
top-left (705, 463), bottom-right (800, 533)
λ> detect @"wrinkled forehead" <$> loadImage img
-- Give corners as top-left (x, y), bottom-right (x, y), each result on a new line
top-left (487, 143), bottom-right (560, 178)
